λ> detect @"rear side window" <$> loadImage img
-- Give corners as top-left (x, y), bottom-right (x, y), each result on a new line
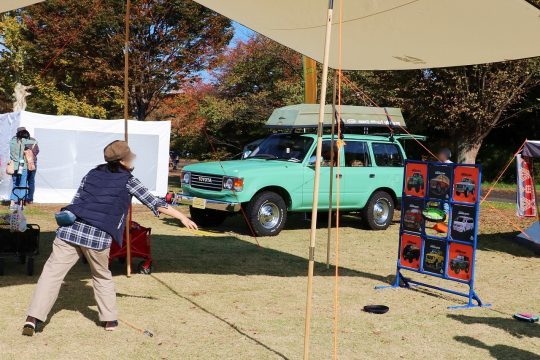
top-left (372, 143), bottom-right (404, 167)
top-left (344, 141), bottom-right (371, 167)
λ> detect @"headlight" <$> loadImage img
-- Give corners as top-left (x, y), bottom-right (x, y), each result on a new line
top-left (223, 178), bottom-right (234, 190)
top-left (223, 177), bottom-right (243, 192)
top-left (181, 171), bottom-right (191, 185)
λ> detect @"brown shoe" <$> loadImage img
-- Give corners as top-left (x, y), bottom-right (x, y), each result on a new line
top-left (22, 318), bottom-right (37, 336)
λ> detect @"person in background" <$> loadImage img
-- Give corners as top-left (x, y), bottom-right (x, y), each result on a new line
top-left (22, 140), bottom-right (198, 336)
top-left (437, 147), bottom-right (453, 216)
top-left (437, 148), bottom-right (453, 163)
top-left (173, 154), bottom-right (180, 170)
top-left (25, 131), bottom-right (39, 204)
top-left (9, 127), bottom-right (36, 209)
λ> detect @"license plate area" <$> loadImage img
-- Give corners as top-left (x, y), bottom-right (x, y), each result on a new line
top-left (192, 197), bottom-right (207, 209)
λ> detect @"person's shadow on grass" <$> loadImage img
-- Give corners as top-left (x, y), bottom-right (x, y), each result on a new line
top-left (40, 277), bottom-right (101, 330)
top-left (454, 336), bottom-right (540, 360)
top-left (41, 274), bottom-right (158, 331)
top-left (448, 314), bottom-right (539, 339)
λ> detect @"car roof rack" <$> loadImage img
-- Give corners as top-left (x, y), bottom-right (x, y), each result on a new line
top-left (265, 104), bottom-right (406, 129)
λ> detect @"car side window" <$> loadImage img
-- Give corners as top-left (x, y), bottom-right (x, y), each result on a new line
top-left (320, 141), bottom-right (338, 167)
top-left (344, 141), bottom-right (371, 167)
top-left (372, 143), bottom-right (404, 167)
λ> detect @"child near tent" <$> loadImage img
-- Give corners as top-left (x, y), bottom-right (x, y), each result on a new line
top-left (22, 140), bottom-right (198, 336)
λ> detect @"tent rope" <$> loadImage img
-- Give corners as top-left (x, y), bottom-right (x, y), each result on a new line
top-left (340, 75), bottom-right (533, 240)
top-left (201, 127), bottom-right (261, 246)
top-left (38, 0), bottom-right (103, 77)
top-left (480, 140), bottom-right (526, 204)
top-left (341, 75), bottom-right (440, 160)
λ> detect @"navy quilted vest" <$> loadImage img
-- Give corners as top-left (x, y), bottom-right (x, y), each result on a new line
top-left (66, 166), bottom-right (132, 246)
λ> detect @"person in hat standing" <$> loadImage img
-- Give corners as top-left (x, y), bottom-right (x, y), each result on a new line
top-left (22, 140), bottom-right (198, 336)
top-left (9, 127), bottom-right (37, 209)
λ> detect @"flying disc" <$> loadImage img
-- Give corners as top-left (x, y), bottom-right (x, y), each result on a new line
top-left (422, 208), bottom-right (446, 222)
top-left (363, 305), bottom-right (389, 314)
top-left (513, 313), bottom-right (539, 323)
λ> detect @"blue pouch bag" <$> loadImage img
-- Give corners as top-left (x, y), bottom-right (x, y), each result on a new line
top-left (55, 210), bottom-right (76, 227)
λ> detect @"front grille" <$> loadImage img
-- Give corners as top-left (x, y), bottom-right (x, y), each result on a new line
top-left (190, 172), bottom-right (224, 191)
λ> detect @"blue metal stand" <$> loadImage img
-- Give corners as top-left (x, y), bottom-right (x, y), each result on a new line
top-left (377, 161), bottom-right (489, 310)
top-left (376, 270), bottom-right (490, 309)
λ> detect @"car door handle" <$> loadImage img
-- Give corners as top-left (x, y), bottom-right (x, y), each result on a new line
top-left (369, 174), bottom-right (375, 178)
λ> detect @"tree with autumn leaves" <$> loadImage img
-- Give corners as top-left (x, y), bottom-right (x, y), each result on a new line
top-left (156, 35), bottom-right (304, 159)
top-left (0, 0), bottom-right (232, 119)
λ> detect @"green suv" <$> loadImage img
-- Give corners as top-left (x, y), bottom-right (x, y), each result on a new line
top-left (178, 132), bottom-right (410, 236)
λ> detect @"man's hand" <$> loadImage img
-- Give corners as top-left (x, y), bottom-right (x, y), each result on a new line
top-left (158, 205), bottom-right (199, 230)
top-left (181, 217), bottom-right (198, 230)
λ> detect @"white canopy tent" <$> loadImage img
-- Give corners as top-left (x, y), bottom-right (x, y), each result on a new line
top-left (0, 111), bottom-right (170, 203)
top-left (1, 0), bottom-right (43, 13)
top-left (194, 0), bottom-right (540, 71)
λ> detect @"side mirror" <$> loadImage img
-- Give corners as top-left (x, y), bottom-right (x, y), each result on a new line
top-left (308, 155), bottom-right (318, 166)
top-left (242, 150), bottom-right (252, 159)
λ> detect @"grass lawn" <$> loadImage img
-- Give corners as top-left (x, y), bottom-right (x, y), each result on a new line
top-left (0, 198), bottom-right (538, 359)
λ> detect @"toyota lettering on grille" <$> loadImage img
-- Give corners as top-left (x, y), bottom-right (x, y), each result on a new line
top-left (198, 176), bottom-right (213, 183)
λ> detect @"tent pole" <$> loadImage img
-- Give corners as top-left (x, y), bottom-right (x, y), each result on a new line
top-left (124, 0), bottom-right (132, 278)
top-left (326, 73), bottom-right (337, 269)
top-left (304, 1), bottom-right (334, 359)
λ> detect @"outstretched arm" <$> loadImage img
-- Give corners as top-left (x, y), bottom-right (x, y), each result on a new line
top-left (127, 177), bottom-right (198, 230)
top-left (157, 206), bottom-right (198, 230)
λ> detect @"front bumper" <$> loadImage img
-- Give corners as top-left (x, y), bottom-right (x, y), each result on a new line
top-left (172, 194), bottom-right (241, 212)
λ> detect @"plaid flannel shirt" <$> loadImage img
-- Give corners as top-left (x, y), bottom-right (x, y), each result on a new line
top-left (57, 176), bottom-right (167, 250)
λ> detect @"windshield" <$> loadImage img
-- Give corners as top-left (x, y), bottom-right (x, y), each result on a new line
top-left (248, 134), bottom-right (314, 162)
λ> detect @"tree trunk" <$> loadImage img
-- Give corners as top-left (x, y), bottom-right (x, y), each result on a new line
top-left (457, 140), bottom-right (482, 164)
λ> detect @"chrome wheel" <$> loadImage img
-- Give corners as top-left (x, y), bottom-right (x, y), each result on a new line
top-left (258, 202), bottom-right (280, 229)
top-left (373, 199), bottom-right (390, 226)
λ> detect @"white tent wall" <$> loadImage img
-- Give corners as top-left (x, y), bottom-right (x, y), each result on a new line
top-left (0, 111), bottom-right (170, 203)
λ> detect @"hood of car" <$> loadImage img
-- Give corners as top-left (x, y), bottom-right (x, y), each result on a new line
top-left (183, 159), bottom-right (301, 177)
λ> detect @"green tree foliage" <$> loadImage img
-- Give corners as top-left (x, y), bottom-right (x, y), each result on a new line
top-left (343, 60), bottom-right (540, 163)
top-left (0, 0), bottom-right (232, 119)
top-left (157, 35), bottom-right (304, 158)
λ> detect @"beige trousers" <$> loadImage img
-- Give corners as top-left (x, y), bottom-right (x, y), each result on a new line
top-left (27, 238), bottom-right (117, 322)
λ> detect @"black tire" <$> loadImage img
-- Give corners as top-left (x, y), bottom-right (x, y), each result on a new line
top-left (0, 258), bottom-right (4, 276)
top-left (464, 189), bottom-right (469, 197)
top-left (26, 257), bottom-right (34, 276)
top-left (414, 184), bottom-right (420, 193)
top-left (362, 191), bottom-right (394, 230)
top-left (246, 191), bottom-right (287, 236)
top-left (189, 207), bottom-right (228, 227)
top-left (455, 268), bottom-right (460, 274)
